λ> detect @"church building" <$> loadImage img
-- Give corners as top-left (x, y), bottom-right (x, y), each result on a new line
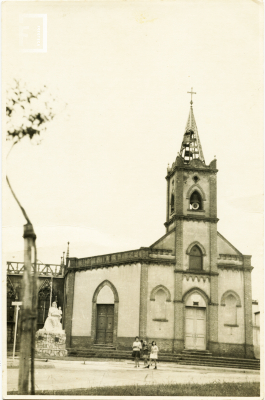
top-left (63, 97), bottom-right (254, 359)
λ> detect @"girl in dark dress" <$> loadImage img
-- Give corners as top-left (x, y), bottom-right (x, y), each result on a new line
top-left (142, 340), bottom-right (149, 368)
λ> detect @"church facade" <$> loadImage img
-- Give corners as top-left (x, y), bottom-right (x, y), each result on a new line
top-left (63, 101), bottom-right (254, 359)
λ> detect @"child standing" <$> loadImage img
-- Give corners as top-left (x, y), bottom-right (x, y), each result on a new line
top-left (150, 341), bottom-right (159, 369)
top-left (142, 340), bottom-right (149, 368)
top-left (132, 336), bottom-right (142, 367)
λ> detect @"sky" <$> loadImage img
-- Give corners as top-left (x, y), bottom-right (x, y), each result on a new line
top-left (3, 0), bottom-right (263, 303)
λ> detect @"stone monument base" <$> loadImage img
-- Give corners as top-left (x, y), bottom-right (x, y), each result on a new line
top-left (35, 329), bottom-right (68, 357)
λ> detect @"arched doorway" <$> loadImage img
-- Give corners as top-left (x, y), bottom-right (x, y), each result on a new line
top-left (184, 291), bottom-right (208, 350)
top-left (96, 286), bottom-right (114, 344)
top-left (91, 280), bottom-right (119, 345)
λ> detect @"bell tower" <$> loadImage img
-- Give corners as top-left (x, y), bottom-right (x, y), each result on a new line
top-left (166, 90), bottom-right (219, 353)
top-left (166, 90), bottom-right (218, 231)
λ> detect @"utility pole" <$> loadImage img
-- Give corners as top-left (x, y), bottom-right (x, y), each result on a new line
top-left (31, 228), bottom-right (38, 395)
top-left (18, 223), bottom-right (37, 395)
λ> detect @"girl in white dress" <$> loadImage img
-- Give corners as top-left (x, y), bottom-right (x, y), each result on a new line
top-left (150, 341), bottom-right (159, 369)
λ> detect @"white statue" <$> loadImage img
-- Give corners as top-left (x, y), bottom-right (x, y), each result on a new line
top-left (43, 302), bottom-right (64, 333)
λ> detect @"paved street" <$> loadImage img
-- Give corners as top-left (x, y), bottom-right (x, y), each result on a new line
top-left (6, 358), bottom-right (260, 393)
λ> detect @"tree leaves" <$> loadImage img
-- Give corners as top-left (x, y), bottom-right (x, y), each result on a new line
top-left (6, 80), bottom-right (56, 145)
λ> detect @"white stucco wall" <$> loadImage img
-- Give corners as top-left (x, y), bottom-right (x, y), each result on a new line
top-left (218, 269), bottom-right (245, 344)
top-left (71, 263), bottom-right (141, 337)
top-left (146, 264), bottom-right (175, 339)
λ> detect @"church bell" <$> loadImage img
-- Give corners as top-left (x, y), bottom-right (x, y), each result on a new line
top-left (191, 192), bottom-right (200, 203)
top-left (190, 191), bottom-right (201, 210)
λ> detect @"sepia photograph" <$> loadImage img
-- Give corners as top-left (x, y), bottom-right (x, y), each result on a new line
top-left (2, 0), bottom-right (263, 398)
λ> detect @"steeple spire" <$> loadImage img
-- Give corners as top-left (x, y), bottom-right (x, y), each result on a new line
top-left (179, 89), bottom-right (205, 164)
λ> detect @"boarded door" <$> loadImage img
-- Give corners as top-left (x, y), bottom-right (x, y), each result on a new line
top-left (185, 307), bottom-right (206, 350)
top-left (96, 304), bottom-right (114, 344)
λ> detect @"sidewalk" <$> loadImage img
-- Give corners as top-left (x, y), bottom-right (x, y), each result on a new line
top-left (6, 357), bottom-right (260, 393)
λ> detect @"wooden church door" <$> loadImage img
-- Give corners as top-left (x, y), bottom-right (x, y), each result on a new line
top-left (185, 307), bottom-right (206, 350)
top-left (96, 304), bottom-right (114, 344)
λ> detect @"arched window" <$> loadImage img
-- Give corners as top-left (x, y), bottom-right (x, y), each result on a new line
top-left (189, 245), bottom-right (203, 270)
top-left (154, 289), bottom-right (167, 320)
top-left (170, 193), bottom-right (175, 213)
top-left (224, 294), bottom-right (237, 325)
top-left (190, 190), bottom-right (202, 210)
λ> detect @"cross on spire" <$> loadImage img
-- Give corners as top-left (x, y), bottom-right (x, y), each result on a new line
top-left (187, 87), bottom-right (196, 105)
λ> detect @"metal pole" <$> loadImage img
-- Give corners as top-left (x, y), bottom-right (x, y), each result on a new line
top-left (50, 276), bottom-right (53, 307)
top-left (12, 304), bottom-right (21, 361)
top-left (31, 241), bottom-right (37, 395)
top-left (13, 306), bottom-right (18, 361)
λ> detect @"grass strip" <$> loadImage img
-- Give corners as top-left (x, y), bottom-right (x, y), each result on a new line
top-left (7, 382), bottom-right (260, 396)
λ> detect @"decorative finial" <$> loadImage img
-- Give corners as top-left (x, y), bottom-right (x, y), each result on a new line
top-left (66, 242), bottom-right (70, 259)
top-left (187, 87), bottom-right (196, 106)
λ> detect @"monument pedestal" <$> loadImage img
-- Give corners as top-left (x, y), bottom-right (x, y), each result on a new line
top-left (35, 329), bottom-right (68, 357)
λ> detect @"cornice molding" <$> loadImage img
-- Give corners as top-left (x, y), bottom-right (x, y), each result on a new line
top-left (67, 257), bottom-right (176, 273)
top-left (174, 269), bottom-right (219, 276)
top-left (218, 264), bottom-right (253, 272)
top-left (183, 274), bottom-right (210, 283)
top-left (166, 166), bottom-right (218, 180)
top-left (165, 214), bottom-right (219, 227)
top-left (218, 254), bottom-right (243, 261)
